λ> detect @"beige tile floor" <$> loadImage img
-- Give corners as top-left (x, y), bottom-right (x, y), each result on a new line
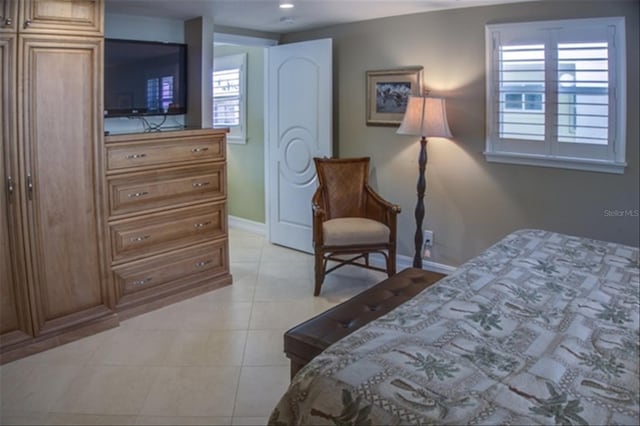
top-left (0, 227), bottom-right (387, 425)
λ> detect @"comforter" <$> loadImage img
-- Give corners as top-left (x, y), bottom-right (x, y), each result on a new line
top-left (270, 229), bottom-right (639, 425)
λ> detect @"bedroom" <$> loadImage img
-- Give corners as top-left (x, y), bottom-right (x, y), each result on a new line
top-left (1, 0), bottom-right (638, 424)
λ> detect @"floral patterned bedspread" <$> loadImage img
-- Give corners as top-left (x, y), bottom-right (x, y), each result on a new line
top-left (269, 229), bottom-right (639, 425)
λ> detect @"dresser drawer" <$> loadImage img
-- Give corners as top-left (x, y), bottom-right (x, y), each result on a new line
top-left (106, 134), bottom-right (225, 173)
top-left (108, 165), bottom-right (226, 217)
top-left (109, 203), bottom-right (227, 264)
top-left (113, 241), bottom-right (229, 297)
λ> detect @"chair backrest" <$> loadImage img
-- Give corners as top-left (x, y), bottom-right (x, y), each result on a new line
top-left (314, 157), bottom-right (370, 219)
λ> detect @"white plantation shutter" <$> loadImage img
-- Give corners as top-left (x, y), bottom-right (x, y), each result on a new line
top-left (485, 18), bottom-right (626, 174)
top-left (498, 44), bottom-right (546, 142)
top-left (213, 53), bottom-right (247, 143)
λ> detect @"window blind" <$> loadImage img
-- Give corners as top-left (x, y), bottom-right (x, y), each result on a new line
top-left (557, 42), bottom-right (609, 145)
top-left (213, 68), bottom-right (241, 127)
top-left (498, 44), bottom-right (545, 141)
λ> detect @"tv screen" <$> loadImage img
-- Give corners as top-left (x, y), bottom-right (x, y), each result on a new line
top-left (104, 39), bottom-right (187, 117)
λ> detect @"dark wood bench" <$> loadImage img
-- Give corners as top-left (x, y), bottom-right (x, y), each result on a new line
top-left (284, 268), bottom-right (446, 378)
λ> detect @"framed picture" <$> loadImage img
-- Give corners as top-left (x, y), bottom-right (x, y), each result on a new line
top-left (366, 67), bottom-right (423, 126)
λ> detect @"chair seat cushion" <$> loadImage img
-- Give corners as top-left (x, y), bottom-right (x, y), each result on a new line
top-left (323, 217), bottom-right (390, 246)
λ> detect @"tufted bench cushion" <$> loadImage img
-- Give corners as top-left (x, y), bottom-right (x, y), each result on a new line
top-left (284, 268), bottom-right (446, 378)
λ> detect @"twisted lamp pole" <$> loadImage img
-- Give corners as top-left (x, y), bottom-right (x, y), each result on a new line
top-left (413, 136), bottom-right (428, 268)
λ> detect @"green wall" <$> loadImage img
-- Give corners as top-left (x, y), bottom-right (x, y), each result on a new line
top-left (282, 0), bottom-right (640, 265)
top-left (214, 45), bottom-right (265, 223)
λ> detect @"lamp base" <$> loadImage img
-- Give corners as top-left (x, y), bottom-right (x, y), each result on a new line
top-left (413, 136), bottom-right (428, 269)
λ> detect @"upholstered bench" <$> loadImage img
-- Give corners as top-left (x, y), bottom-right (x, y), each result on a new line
top-left (284, 268), bottom-right (446, 378)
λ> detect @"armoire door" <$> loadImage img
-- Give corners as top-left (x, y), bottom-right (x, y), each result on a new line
top-left (18, 0), bottom-right (103, 36)
top-left (0, 0), bottom-right (18, 32)
top-left (0, 34), bottom-right (32, 348)
top-left (19, 34), bottom-right (111, 336)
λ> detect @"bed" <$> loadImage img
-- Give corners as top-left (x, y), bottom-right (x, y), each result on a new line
top-left (269, 229), bottom-right (639, 425)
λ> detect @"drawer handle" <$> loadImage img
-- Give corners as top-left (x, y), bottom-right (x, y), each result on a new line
top-left (133, 277), bottom-right (152, 286)
top-left (194, 260), bottom-right (212, 268)
top-left (191, 147), bottom-right (209, 153)
top-left (127, 191), bottom-right (149, 198)
top-left (193, 221), bottom-right (212, 229)
top-left (5, 18), bottom-right (12, 26)
top-left (130, 235), bottom-right (151, 242)
top-left (26, 174), bottom-right (33, 201)
top-left (192, 182), bottom-right (210, 188)
top-left (23, 19), bottom-right (31, 29)
top-left (7, 176), bottom-right (14, 199)
top-left (126, 153), bottom-right (147, 159)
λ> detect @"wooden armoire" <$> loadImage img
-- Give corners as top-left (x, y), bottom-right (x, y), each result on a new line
top-left (0, 0), bottom-right (115, 362)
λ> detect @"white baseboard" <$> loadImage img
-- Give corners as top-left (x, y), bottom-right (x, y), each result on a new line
top-left (228, 215), bottom-right (267, 236)
top-left (370, 253), bottom-right (457, 276)
top-left (395, 254), bottom-right (457, 275)
top-left (228, 219), bottom-right (457, 275)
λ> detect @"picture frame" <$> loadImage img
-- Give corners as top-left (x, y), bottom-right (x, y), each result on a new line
top-left (366, 67), bottom-right (423, 126)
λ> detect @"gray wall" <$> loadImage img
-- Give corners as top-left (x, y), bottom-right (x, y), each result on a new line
top-left (282, 0), bottom-right (639, 266)
top-left (185, 17), bottom-right (214, 129)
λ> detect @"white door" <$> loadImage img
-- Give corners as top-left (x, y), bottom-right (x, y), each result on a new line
top-left (266, 39), bottom-right (332, 253)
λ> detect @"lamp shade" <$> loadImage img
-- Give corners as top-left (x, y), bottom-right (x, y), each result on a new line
top-left (397, 96), bottom-right (452, 138)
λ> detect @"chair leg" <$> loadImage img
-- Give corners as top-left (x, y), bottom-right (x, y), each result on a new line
top-left (388, 247), bottom-right (397, 277)
top-left (314, 251), bottom-right (324, 296)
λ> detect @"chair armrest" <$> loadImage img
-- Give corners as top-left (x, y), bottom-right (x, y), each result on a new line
top-left (364, 185), bottom-right (401, 246)
top-left (364, 185), bottom-right (401, 223)
top-left (312, 187), bottom-right (326, 247)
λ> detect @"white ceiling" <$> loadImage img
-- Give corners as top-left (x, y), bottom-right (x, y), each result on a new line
top-left (105, 0), bottom-right (535, 34)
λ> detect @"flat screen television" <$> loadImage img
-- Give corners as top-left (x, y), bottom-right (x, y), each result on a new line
top-left (104, 38), bottom-right (187, 117)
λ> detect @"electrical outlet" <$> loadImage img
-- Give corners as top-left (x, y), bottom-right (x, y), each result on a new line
top-left (422, 230), bottom-right (434, 259)
top-left (423, 230), bottom-right (433, 247)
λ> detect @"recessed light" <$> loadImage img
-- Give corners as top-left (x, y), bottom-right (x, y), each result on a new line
top-left (280, 1), bottom-right (294, 9)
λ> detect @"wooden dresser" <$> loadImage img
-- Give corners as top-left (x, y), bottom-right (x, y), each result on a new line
top-left (104, 128), bottom-right (232, 319)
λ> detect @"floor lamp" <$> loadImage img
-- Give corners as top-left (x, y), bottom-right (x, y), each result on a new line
top-left (397, 95), bottom-right (452, 268)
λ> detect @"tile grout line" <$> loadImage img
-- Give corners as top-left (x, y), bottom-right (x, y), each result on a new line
top-left (230, 235), bottom-right (267, 419)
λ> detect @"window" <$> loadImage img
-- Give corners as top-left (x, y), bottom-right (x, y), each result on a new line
top-left (485, 17), bottom-right (626, 174)
top-left (213, 53), bottom-right (247, 143)
top-left (503, 92), bottom-right (544, 111)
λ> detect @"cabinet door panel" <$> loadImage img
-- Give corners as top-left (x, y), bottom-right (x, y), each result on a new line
top-left (0, 0), bottom-right (18, 32)
top-left (0, 34), bottom-right (32, 347)
top-left (20, 35), bottom-right (108, 333)
top-left (19, 0), bottom-right (103, 35)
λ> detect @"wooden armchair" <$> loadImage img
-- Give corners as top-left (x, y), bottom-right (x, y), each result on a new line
top-left (312, 157), bottom-right (401, 296)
